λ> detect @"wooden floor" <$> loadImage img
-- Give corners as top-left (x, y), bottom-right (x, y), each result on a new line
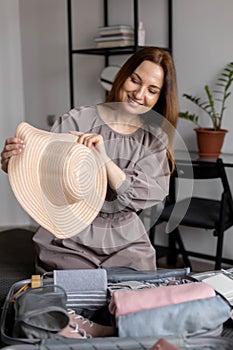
top-left (157, 255), bottom-right (232, 273)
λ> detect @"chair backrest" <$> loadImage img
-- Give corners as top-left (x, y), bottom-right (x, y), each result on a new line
top-left (168, 158), bottom-right (233, 208)
top-left (175, 159), bottom-right (223, 180)
top-left (173, 158), bottom-right (230, 189)
top-left (159, 158), bottom-right (233, 269)
top-left (169, 158), bottom-right (233, 224)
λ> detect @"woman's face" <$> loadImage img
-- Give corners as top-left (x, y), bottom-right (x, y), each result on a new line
top-left (119, 60), bottom-right (164, 114)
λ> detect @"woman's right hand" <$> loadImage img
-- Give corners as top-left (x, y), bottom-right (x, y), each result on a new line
top-left (0, 137), bottom-right (24, 173)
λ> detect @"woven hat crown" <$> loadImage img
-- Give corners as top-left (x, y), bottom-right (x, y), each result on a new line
top-left (40, 140), bottom-right (98, 205)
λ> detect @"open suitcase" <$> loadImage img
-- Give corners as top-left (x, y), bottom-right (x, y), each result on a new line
top-left (1, 267), bottom-right (233, 350)
top-left (1, 336), bottom-right (233, 350)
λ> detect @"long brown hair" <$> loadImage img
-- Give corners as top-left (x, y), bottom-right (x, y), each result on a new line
top-left (106, 47), bottom-right (179, 170)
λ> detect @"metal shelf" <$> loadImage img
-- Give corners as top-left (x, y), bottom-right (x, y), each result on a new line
top-left (67, 0), bottom-right (173, 108)
top-left (73, 45), bottom-right (171, 56)
top-left (73, 46), bottom-right (142, 56)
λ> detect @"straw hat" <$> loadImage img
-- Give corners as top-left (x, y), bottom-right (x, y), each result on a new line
top-left (8, 122), bottom-right (107, 238)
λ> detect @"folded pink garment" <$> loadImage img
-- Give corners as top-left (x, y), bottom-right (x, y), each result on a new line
top-left (109, 282), bottom-right (215, 320)
top-left (150, 338), bottom-right (181, 350)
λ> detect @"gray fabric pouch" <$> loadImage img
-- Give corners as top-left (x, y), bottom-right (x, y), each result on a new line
top-left (13, 285), bottom-right (69, 339)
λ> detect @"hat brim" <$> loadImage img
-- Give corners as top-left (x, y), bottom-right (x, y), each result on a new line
top-left (8, 122), bottom-right (107, 238)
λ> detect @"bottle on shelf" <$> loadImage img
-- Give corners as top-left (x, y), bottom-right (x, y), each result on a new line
top-left (138, 21), bottom-right (145, 46)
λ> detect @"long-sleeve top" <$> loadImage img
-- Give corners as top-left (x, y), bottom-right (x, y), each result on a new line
top-left (33, 105), bottom-right (170, 272)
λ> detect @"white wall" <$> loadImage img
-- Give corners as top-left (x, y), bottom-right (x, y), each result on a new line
top-left (174, 0), bottom-right (233, 154)
top-left (19, 0), bottom-right (69, 130)
top-left (0, 0), bottom-right (30, 226)
top-left (172, 0), bottom-right (233, 262)
top-left (1, 0), bottom-right (233, 262)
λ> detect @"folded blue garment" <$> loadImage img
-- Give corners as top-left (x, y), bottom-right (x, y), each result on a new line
top-left (118, 295), bottom-right (231, 338)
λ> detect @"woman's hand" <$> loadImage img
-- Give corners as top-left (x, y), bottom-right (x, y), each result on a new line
top-left (70, 131), bottom-right (126, 190)
top-left (0, 137), bottom-right (24, 173)
top-left (70, 131), bottom-right (110, 163)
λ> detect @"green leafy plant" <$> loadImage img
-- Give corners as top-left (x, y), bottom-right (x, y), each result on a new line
top-left (179, 62), bottom-right (233, 130)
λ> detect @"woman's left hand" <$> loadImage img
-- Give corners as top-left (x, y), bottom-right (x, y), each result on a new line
top-left (70, 131), bottom-right (125, 190)
top-left (69, 131), bottom-right (109, 162)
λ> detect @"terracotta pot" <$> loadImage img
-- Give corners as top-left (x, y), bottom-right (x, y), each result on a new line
top-left (194, 128), bottom-right (228, 157)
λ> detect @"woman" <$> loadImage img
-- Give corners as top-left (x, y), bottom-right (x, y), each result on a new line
top-left (1, 47), bottom-right (179, 273)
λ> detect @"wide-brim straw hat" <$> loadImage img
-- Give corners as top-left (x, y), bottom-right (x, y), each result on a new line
top-left (8, 122), bottom-right (107, 239)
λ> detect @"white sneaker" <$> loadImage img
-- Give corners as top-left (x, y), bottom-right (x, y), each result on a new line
top-left (59, 309), bottom-right (115, 338)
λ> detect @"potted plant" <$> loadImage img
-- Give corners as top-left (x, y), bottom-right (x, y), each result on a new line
top-left (179, 61), bottom-right (233, 157)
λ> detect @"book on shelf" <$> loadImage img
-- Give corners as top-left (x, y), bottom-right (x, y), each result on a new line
top-left (98, 24), bottom-right (133, 31)
top-left (96, 39), bottom-right (135, 48)
top-left (94, 35), bottom-right (134, 43)
top-left (94, 24), bottom-right (135, 48)
top-left (98, 24), bottom-right (133, 30)
top-left (100, 32), bottom-right (134, 38)
top-left (97, 24), bottom-right (134, 36)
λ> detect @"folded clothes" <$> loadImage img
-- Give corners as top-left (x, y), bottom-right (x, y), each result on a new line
top-left (109, 281), bottom-right (215, 320)
top-left (118, 295), bottom-right (231, 338)
top-left (107, 279), bottom-right (188, 296)
top-left (54, 269), bottom-right (107, 291)
top-left (65, 291), bottom-right (107, 311)
top-left (54, 269), bottom-right (107, 311)
top-left (107, 280), bottom-right (156, 295)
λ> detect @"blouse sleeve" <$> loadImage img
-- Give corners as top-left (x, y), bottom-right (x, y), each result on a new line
top-left (116, 149), bottom-right (170, 211)
top-left (116, 150), bottom-right (170, 211)
top-left (102, 130), bottom-right (170, 214)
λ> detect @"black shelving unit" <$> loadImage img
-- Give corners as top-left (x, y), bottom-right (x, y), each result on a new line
top-left (67, 0), bottom-right (172, 108)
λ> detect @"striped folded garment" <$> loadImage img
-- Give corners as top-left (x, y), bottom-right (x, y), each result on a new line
top-left (54, 269), bottom-right (107, 311)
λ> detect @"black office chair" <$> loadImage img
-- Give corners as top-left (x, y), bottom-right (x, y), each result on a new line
top-left (150, 158), bottom-right (233, 270)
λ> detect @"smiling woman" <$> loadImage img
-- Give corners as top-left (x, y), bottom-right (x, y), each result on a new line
top-left (119, 60), bottom-right (164, 115)
top-left (1, 47), bottom-right (179, 273)
top-left (107, 47), bottom-right (179, 132)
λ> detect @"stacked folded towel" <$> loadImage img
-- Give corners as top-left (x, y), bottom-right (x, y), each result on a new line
top-left (54, 269), bottom-right (107, 311)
